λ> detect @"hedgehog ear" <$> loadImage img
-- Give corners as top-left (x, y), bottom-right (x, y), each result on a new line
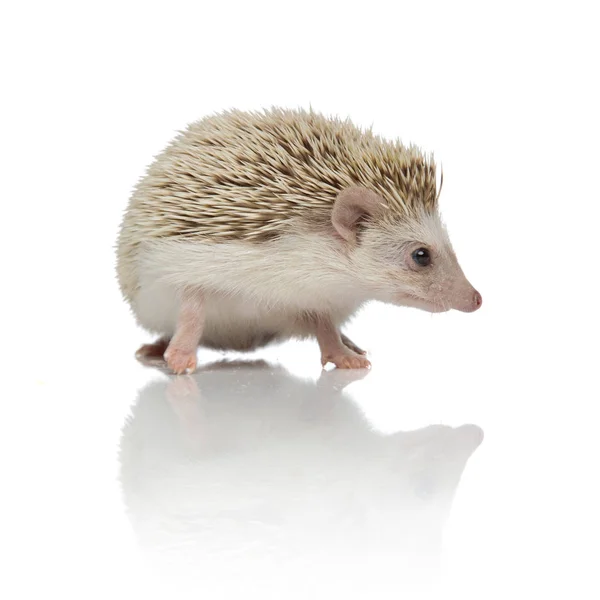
top-left (332, 186), bottom-right (385, 244)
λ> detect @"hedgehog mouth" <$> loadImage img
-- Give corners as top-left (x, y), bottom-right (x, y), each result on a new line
top-left (402, 294), bottom-right (449, 313)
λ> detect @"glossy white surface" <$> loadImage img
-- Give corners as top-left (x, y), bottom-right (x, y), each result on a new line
top-left (9, 308), bottom-right (599, 599)
top-left (121, 364), bottom-right (482, 599)
top-left (3, 1), bottom-right (599, 598)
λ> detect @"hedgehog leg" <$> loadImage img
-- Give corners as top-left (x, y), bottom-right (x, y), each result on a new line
top-left (135, 337), bottom-right (170, 364)
top-left (164, 288), bottom-right (205, 375)
top-left (340, 333), bottom-right (367, 356)
top-left (316, 318), bottom-right (371, 370)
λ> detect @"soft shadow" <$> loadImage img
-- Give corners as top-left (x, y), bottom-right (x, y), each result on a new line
top-left (119, 359), bottom-right (483, 599)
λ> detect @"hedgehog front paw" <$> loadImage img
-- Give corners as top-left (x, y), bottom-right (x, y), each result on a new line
top-left (321, 350), bottom-right (371, 370)
top-left (164, 346), bottom-right (197, 375)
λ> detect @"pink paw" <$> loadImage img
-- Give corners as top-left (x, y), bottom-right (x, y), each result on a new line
top-left (321, 351), bottom-right (371, 370)
top-left (164, 346), bottom-right (197, 375)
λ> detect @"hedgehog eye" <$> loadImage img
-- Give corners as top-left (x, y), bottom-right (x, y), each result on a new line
top-left (412, 248), bottom-right (431, 267)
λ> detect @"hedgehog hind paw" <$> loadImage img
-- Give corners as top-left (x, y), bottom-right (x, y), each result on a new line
top-left (340, 333), bottom-right (367, 355)
top-left (135, 338), bottom-right (170, 365)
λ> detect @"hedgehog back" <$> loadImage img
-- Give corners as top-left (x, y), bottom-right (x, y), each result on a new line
top-left (116, 108), bottom-right (437, 300)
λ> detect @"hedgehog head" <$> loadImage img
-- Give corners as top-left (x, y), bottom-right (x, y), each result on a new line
top-left (331, 184), bottom-right (481, 313)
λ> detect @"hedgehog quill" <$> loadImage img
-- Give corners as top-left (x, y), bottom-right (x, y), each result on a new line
top-left (117, 108), bottom-right (481, 374)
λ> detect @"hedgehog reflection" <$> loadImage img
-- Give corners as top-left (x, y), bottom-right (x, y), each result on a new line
top-left (119, 360), bottom-right (483, 597)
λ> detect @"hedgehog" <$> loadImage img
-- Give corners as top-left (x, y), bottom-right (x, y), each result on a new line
top-left (116, 107), bottom-right (482, 374)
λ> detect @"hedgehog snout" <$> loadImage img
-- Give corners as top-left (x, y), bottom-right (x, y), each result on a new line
top-left (455, 289), bottom-right (482, 313)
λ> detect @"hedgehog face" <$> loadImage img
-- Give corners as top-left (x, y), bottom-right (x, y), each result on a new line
top-left (331, 187), bottom-right (481, 312)
top-left (332, 186), bottom-right (481, 313)
top-left (358, 211), bottom-right (482, 313)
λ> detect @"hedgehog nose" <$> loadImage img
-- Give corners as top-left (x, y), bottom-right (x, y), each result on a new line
top-left (454, 288), bottom-right (482, 313)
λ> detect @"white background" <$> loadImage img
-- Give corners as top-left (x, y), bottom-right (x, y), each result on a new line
top-left (1, 1), bottom-right (599, 598)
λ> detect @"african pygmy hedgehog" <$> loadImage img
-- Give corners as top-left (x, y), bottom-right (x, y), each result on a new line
top-left (116, 107), bottom-right (481, 374)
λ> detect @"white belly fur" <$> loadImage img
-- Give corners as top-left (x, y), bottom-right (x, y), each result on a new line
top-left (132, 236), bottom-right (365, 350)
